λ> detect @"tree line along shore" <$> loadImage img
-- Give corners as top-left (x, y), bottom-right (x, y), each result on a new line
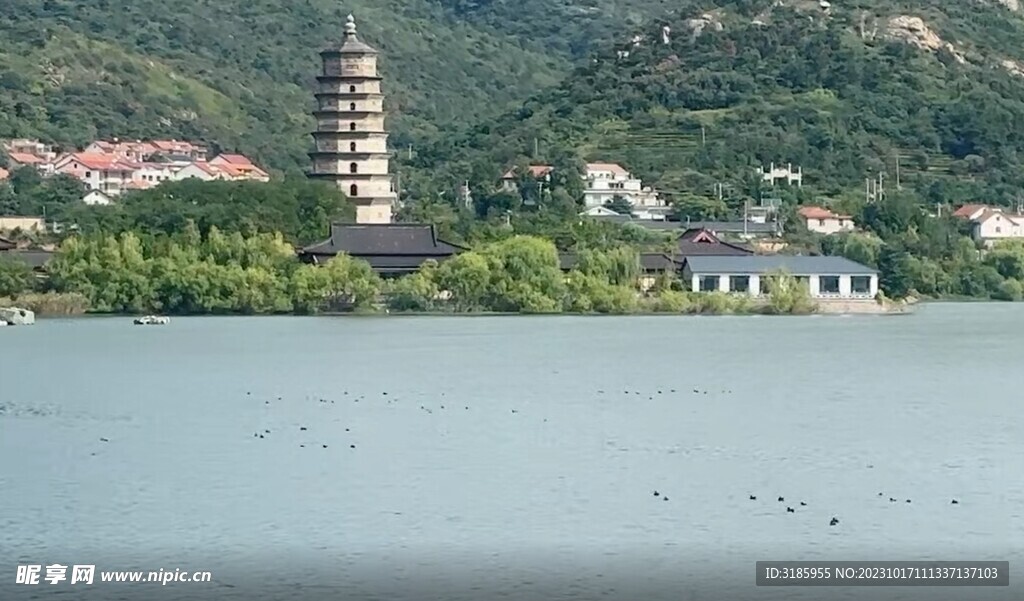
top-left (0, 226), bottom-right (832, 317)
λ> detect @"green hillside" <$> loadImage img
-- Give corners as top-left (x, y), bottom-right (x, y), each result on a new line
top-left (412, 0), bottom-right (1024, 212)
top-left (0, 0), bottom-right (577, 172)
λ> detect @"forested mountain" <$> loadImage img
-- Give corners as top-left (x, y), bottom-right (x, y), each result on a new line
top-left (412, 0), bottom-right (1024, 214)
top-left (0, 0), bottom-right (606, 171)
top-left (8, 0), bottom-right (1024, 214)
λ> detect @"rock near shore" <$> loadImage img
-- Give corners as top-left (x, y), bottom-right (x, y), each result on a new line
top-left (0, 307), bottom-right (36, 326)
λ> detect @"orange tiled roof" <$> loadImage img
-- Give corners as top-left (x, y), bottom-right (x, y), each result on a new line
top-left (798, 206), bottom-right (851, 220)
top-left (63, 153), bottom-right (139, 171)
top-left (0, 167), bottom-right (9, 181)
top-left (586, 162), bottom-right (629, 176)
top-left (213, 153), bottom-right (254, 166)
top-left (7, 152), bottom-right (44, 165)
top-left (952, 203), bottom-right (990, 219)
top-left (501, 165), bottom-right (553, 179)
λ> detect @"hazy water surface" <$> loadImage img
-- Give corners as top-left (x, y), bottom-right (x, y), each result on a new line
top-left (1, 305), bottom-right (1021, 601)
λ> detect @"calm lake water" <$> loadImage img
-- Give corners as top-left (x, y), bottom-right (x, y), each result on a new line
top-left (1, 305), bottom-right (1021, 601)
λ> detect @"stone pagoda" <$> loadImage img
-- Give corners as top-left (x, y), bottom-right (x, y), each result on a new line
top-left (309, 14), bottom-right (396, 224)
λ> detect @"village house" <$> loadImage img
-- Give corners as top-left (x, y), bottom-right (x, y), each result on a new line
top-left (969, 208), bottom-right (1024, 244)
top-left (797, 206), bottom-right (855, 235)
top-left (173, 162), bottom-right (229, 182)
top-left (681, 255), bottom-right (878, 298)
top-left (582, 162), bottom-right (661, 211)
top-left (207, 154), bottom-right (271, 182)
top-left (3, 138), bottom-right (56, 161)
top-left (5, 152), bottom-right (52, 174)
top-left (84, 139), bottom-right (208, 162)
top-left (52, 153), bottom-right (139, 196)
top-left (0, 167), bottom-right (8, 181)
top-left (299, 223), bottom-right (466, 276)
top-left (501, 162), bottom-right (664, 217)
top-left (500, 165), bottom-right (554, 193)
top-left (82, 190), bottom-right (114, 206)
top-left (952, 204), bottom-right (991, 221)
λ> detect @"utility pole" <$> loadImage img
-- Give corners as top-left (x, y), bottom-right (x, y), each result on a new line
top-left (407, 144), bottom-right (412, 160)
top-left (743, 200), bottom-right (749, 238)
top-left (701, 126), bottom-right (706, 146)
top-left (533, 137), bottom-right (539, 158)
top-left (895, 153), bottom-right (901, 190)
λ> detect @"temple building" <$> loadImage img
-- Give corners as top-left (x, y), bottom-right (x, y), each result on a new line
top-left (309, 15), bottom-right (397, 224)
top-left (299, 223), bottom-right (465, 276)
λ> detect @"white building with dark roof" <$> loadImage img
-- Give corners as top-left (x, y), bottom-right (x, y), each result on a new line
top-left (682, 255), bottom-right (878, 298)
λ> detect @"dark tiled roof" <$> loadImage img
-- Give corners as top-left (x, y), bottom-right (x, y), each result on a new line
top-left (677, 228), bottom-right (753, 257)
top-left (583, 214), bottom-right (684, 231)
top-left (640, 253), bottom-right (683, 271)
top-left (682, 221), bottom-right (781, 235)
top-left (683, 255), bottom-right (878, 275)
top-left (301, 223), bottom-right (466, 257)
top-left (558, 252), bottom-right (682, 273)
top-left (0, 249), bottom-right (53, 269)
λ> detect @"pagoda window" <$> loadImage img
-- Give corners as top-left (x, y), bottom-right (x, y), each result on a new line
top-left (349, 102), bottom-right (356, 111)
top-left (349, 162), bottom-right (358, 174)
top-left (350, 142), bottom-right (357, 152)
top-left (349, 122), bottom-right (356, 131)
top-left (350, 184), bottom-right (358, 197)
top-left (349, 85), bottom-right (356, 93)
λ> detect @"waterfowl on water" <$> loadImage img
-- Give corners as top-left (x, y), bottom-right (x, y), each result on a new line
top-left (749, 495), bottom-right (757, 500)
top-left (777, 496), bottom-right (784, 502)
top-left (951, 499), bottom-right (959, 504)
top-left (786, 507), bottom-right (795, 513)
top-left (830, 517), bottom-right (839, 526)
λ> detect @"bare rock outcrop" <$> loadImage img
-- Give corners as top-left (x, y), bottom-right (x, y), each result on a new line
top-left (886, 16), bottom-right (966, 63)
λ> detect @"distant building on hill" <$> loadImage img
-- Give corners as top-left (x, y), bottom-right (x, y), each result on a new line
top-left (968, 208), bottom-right (1024, 245)
top-left (84, 139), bottom-right (208, 162)
top-left (757, 162), bottom-right (803, 187)
top-left (2, 139), bottom-right (56, 162)
top-left (308, 14), bottom-right (397, 225)
top-left (500, 162), bottom-right (664, 217)
top-left (797, 206), bottom-right (855, 235)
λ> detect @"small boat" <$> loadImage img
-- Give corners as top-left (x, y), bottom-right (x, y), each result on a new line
top-left (133, 315), bottom-right (170, 325)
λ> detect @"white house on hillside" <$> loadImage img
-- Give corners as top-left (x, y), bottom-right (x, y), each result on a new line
top-left (52, 153), bottom-right (138, 196)
top-left (797, 206), bottom-right (855, 235)
top-left (82, 190), bottom-right (114, 206)
top-left (582, 162), bottom-right (661, 210)
top-left (970, 209), bottom-right (1024, 244)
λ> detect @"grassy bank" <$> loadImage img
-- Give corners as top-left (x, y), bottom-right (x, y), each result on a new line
top-left (0, 292), bottom-right (91, 316)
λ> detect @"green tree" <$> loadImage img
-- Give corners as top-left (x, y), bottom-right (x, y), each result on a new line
top-left (0, 257), bottom-right (35, 297)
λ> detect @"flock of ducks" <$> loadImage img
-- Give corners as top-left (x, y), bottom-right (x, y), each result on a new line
top-left (93, 387), bottom-right (965, 532)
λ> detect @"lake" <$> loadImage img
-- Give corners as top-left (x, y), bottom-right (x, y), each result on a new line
top-left (0, 304), bottom-right (1021, 601)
